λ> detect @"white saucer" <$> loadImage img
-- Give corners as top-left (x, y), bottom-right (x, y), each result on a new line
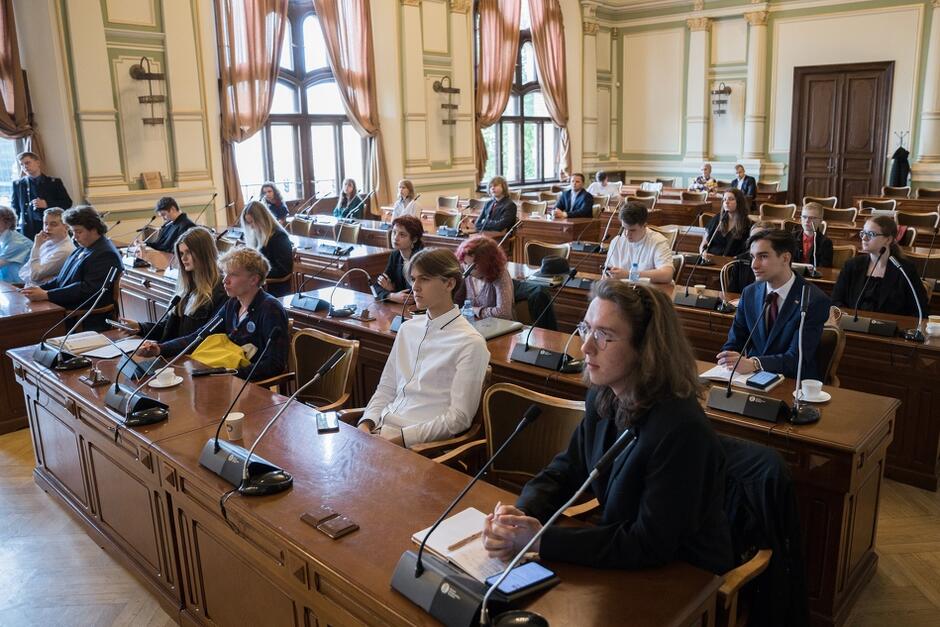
top-left (792, 390), bottom-right (831, 403)
top-left (149, 375), bottom-right (183, 389)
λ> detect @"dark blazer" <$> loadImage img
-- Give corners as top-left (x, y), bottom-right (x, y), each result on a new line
top-left (137, 281), bottom-right (226, 343)
top-left (791, 227), bottom-right (834, 268)
top-left (150, 213), bottom-right (196, 253)
top-left (260, 229), bottom-right (294, 297)
top-left (731, 175), bottom-right (757, 199)
top-left (517, 388), bottom-right (733, 575)
top-left (831, 253), bottom-right (928, 317)
top-left (555, 189), bottom-right (594, 219)
top-left (376, 243), bottom-right (422, 299)
top-left (703, 214), bottom-right (749, 258)
top-left (41, 235), bottom-right (122, 331)
top-left (11, 174), bottom-right (73, 221)
top-left (722, 272), bottom-right (830, 379)
top-left (474, 196), bottom-right (517, 232)
top-left (159, 289), bottom-right (289, 381)
top-left (264, 200), bottom-right (289, 222)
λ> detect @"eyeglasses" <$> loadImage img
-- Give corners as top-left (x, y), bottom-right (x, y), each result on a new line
top-left (576, 321), bottom-right (622, 351)
top-left (859, 230), bottom-right (884, 240)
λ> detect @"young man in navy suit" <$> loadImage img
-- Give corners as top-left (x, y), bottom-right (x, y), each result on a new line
top-left (552, 173), bottom-right (594, 219)
top-left (717, 229), bottom-right (830, 379)
top-left (11, 151), bottom-right (73, 240)
top-left (730, 164), bottom-right (757, 200)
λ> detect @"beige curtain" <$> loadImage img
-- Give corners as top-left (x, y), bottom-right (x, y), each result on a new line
top-left (527, 0), bottom-right (571, 180)
top-left (314, 0), bottom-right (390, 212)
top-left (215, 0), bottom-right (288, 223)
top-left (0, 0), bottom-right (42, 157)
top-left (475, 0), bottom-right (521, 183)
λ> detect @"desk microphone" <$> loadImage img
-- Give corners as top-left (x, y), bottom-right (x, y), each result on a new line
top-left (478, 427), bottom-right (639, 626)
top-left (674, 210), bottom-right (726, 310)
top-left (790, 284), bottom-right (820, 424)
top-left (495, 219), bottom-right (524, 249)
top-left (326, 268), bottom-right (380, 317)
top-left (290, 246), bottom-right (355, 312)
top-left (190, 192), bottom-right (218, 226)
top-left (889, 256), bottom-right (926, 342)
top-left (114, 294), bottom-right (182, 382)
top-left (725, 291), bottom-right (776, 398)
top-left (853, 247), bottom-right (886, 322)
top-left (134, 215), bottom-right (157, 234)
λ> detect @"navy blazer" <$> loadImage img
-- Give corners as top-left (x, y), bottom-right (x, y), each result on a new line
top-left (474, 196), bottom-right (517, 232)
top-left (517, 388), bottom-right (733, 575)
top-left (40, 235), bottom-right (122, 330)
top-left (722, 272), bottom-right (830, 379)
top-left (159, 289), bottom-right (289, 381)
top-left (11, 174), bottom-right (73, 221)
top-left (555, 189), bottom-right (595, 219)
top-left (731, 175), bottom-right (757, 199)
top-left (150, 213), bottom-right (196, 253)
top-left (260, 229), bottom-right (294, 297)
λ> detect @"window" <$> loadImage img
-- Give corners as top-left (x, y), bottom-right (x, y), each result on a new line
top-left (0, 138), bottom-right (22, 207)
top-left (478, 2), bottom-right (559, 187)
top-left (233, 1), bottom-right (367, 202)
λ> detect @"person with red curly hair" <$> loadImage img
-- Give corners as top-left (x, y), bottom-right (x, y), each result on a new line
top-left (455, 235), bottom-right (514, 320)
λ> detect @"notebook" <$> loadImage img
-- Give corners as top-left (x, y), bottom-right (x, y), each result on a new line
top-left (472, 318), bottom-right (524, 340)
top-left (699, 365), bottom-right (784, 392)
top-left (411, 508), bottom-right (509, 582)
top-left (46, 331), bottom-right (111, 354)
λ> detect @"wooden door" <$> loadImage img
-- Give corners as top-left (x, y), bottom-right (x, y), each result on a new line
top-left (788, 62), bottom-right (893, 205)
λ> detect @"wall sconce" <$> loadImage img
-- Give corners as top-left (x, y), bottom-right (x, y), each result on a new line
top-left (711, 82), bottom-right (732, 116)
top-left (432, 76), bottom-right (460, 127)
top-left (129, 56), bottom-right (166, 125)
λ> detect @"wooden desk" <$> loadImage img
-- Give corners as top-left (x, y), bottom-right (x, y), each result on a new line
top-left (7, 343), bottom-right (720, 627)
top-left (0, 282), bottom-right (65, 434)
top-left (513, 217), bottom-right (599, 264)
top-left (854, 196), bottom-right (940, 213)
top-left (291, 236), bottom-right (390, 294)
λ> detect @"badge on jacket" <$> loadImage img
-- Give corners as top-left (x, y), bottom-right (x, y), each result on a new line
top-left (246, 321), bottom-right (256, 333)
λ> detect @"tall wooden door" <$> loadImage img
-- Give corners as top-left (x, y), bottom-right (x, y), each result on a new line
top-left (788, 62), bottom-right (894, 204)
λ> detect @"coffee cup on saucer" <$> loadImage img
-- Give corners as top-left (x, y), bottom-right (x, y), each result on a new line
top-left (155, 367), bottom-right (176, 385)
top-left (800, 379), bottom-right (823, 400)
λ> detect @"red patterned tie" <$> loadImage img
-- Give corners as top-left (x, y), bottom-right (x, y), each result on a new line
top-left (766, 292), bottom-right (779, 328)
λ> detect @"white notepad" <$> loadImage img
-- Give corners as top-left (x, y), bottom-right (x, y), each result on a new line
top-left (411, 508), bottom-right (509, 582)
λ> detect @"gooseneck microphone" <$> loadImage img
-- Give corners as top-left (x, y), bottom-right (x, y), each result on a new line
top-left (889, 255), bottom-right (926, 342)
top-left (853, 246), bottom-right (887, 322)
top-left (190, 192), bottom-right (219, 226)
top-left (673, 205), bottom-right (708, 253)
top-left (327, 268), bottom-right (378, 317)
top-left (790, 284), bottom-right (821, 424)
top-left (478, 428), bottom-right (639, 626)
top-left (114, 294), bottom-right (182, 382)
top-left (290, 247), bottom-right (355, 312)
top-left (725, 291), bottom-right (776, 398)
top-left (495, 219), bottom-right (524, 249)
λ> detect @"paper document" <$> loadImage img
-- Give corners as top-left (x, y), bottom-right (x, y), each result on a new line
top-left (46, 331), bottom-right (111, 354)
top-left (82, 338), bottom-right (144, 359)
top-left (412, 507), bottom-right (511, 582)
top-left (699, 364), bottom-right (752, 388)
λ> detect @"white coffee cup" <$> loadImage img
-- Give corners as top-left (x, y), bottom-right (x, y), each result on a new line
top-left (801, 379), bottom-right (823, 400)
top-left (694, 284), bottom-right (707, 296)
top-left (926, 322), bottom-right (940, 336)
top-left (224, 412), bottom-right (245, 440)
top-left (929, 315), bottom-right (940, 325)
top-left (155, 366), bottom-right (176, 385)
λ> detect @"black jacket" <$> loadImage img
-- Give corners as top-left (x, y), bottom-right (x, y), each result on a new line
top-left (475, 196), bottom-right (517, 232)
top-left (376, 243), bottom-right (422, 299)
top-left (260, 229), bottom-right (294, 297)
top-left (41, 235), bottom-right (122, 330)
top-left (150, 213), bottom-right (196, 253)
top-left (555, 188), bottom-right (595, 219)
top-left (11, 174), bottom-right (73, 222)
top-left (889, 147), bottom-right (910, 188)
top-left (832, 253), bottom-right (928, 317)
top-left (703, 214), bottom-right (749, 258)
top-left (731, 175), bottom-right (757, 199)
top-left (517, 388), bottom-right (733, 575)
top-left (792, 227), bottom-right (834, 268)
top-left (138, 281), bottom-right (226, 343)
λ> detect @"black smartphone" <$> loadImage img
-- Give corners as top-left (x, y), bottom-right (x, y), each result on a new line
top-left (746, 371), bottom-right (782, 390)
top-left (485, 562), bottom-right (559, 600)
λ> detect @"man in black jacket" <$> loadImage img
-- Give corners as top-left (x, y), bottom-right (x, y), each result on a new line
top-left (730, 164), bottom-right (757, 200)
top-left (141, 197), bottom-right (196, 253)
top-left (11, 151), bottom-right (73, 240)
top-left (792, 202), bottom-right (834, 268)
top-left (552, 173), bottom-right (595, 219)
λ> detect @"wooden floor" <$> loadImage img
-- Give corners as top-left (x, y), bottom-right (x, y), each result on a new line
top-left (1, 427), bottom-right (939, 627)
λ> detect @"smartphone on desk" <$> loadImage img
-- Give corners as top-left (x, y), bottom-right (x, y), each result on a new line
top-left (746, 370), bottom-right (783, 391)
top-left (485, 562), bottom-right (559, 601)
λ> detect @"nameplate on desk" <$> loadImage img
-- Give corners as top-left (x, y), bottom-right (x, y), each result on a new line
top-left (706, 386), bottom-right (787, 423)
top-left (838, 315), bottom-right (897, 337)
top-left (673, 292), bottom-right (720, 310)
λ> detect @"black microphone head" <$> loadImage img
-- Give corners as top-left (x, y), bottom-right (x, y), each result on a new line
top-left (168, 294), bottom-right (182, 307)
top-left (879, 246), bottom-right (887, 255)
top-left (800, 284), bottom-right (811, 314)
top-left (522, 405), bottom-right (542, 423)
top-left (568, 267), bottom-right (578, 279)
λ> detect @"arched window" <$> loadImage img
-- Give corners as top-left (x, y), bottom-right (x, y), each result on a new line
top-left (478, 2), bottom-right (559, 186)
top-left (233, 1), bottom-right (367, 202)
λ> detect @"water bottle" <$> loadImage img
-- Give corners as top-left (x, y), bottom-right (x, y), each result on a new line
top-left (461, 299), bottom-right (475, 322)
top-left (628, 262), bottom-right (640, 282)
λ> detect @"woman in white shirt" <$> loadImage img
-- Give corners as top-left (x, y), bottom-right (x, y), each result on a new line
top-left (390, 179), bottom-right (419, 219)
top-left (603, 202), bottom-right (675, 283)
top-left (357, 248), bottom-right (489, 446)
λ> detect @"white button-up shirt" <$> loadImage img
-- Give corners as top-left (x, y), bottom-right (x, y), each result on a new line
top-left (360, 305), bottom-right (490, 445)
top-left (604, 228), bottom-right (673, 274)
top-left (18, 235), bottom-right (74, 286)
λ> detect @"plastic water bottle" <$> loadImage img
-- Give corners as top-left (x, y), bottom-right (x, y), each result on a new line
top-left (628, 262), bottom-right (640, 282)
top-left (461, 299), bottom-right (475, 322)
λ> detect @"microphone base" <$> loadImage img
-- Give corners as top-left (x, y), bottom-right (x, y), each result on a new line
top-left (716, 300), bottom-right (737, 313)
top-left (803, 268), bottom-right (822, 279)
top-left (706, 386), bottom-right (787, 423)
top-left (567, 277), bottom-right (595, 291)
top-left (104, 383), bottom-right (169, 427)
top-left (116, 355), bottom-right (161, 382)
top-left (790, 403), bottom-right (821, 425)
top-left (903, 328), bottom-right (926, 343)
top-left (569, 241), bottom-right (602, 253)
top-left (673, 292), bottom-right (720, 310)
top-left (510, 344), bottom-right (567, 371)
top-left (328, 305), bottom-right (356, 318)
top-left (839, 315), bottom-right (897, 337)
top-left (290, 292), bottom-right (330, 313)
top-left (390, 550), bottom-right (501, 627)
top-left (317, 243), bottom-right (353, 256)
top-left (32, 344), bottom-right (91, 371)
top-left (436, 226), bottom-right (461, 238)
top-left (198, 439), bottom-right (293, 496)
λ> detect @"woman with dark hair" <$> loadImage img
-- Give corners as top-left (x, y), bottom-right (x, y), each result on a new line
top-left (376, 215), bottom-right (424, 303)
top-left (241, 200), bottom-right (294, 297)
top-left (482, 280), bottom-right (732, 575)
top-left (832, 215), bottom-right (928, 316)
top-left (700, 188), bottom-right (751, 259)
top-left (455, 235), bottom-right (514, 320)
top-left (260, 182), bottom-right (289, 225)
top-left (333, 178), bottom-right (365, 219)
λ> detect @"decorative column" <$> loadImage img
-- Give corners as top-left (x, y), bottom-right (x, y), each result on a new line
top-left (582, 19), bottom-right (599, 162)
top-left (684, 17), bottom-right (711, 162)
top-left (742, 11), bottom-right (769, 160)
top-left (916, 0), bottom-right (940, 165)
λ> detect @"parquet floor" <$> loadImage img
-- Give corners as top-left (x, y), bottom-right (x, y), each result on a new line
top-left (1, 426), bottom-right (939, 626)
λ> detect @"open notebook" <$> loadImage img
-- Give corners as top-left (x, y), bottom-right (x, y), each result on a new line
top-left (411, 508), bottom-right (513, 583)
top-left (699, 365), bottom-right (784, 392)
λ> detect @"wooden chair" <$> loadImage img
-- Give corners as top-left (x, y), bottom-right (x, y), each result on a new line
top-left (756, 181), bottom-right (779, 192)
top-left (538, 191), bottom-right (558, 203)
top-left (520, 193), bottom-right (540, 203)
top-left (780, 219), bottom-right (801, 235)
top-left (550, 184), bottom-right (563, 193)
top-left (216, 237), bottom-right (236, 253)
top-left (681, 190), bottom-right (707, 202)
top-left (859, 198), bottom-right (896, 213)
top-left (670, 254), bottom-right (684, 281)
top-left (288, 328), bottom-right (359, 411)
top-left (333, 221), bottom-right (360, 244)
top-left (650, 224), bottom-right (678, 249)
top-left (882, 185), bottom-right (911, 198)
top-left (433, 212), bottom-right (461, 229)
top-left (719, 258), bottom-right (750, 296)
top-left (593, 195), bottom-right (611, 213)
top-left (288, 218), bottom-right (312, 237)
top-left (699, 212), bottom-right (715, 228)
top-left (802, 196), bottom-right (837, 208)
top-left (759, 203), bottom-right (797, 220)
top-left (263, 273), bottom-right (293, 294)
top-left (634, 189), bottom-right (658, 199)
top-left (437, 195), bottom-right (459, 209)
top-left (69, 274), bottom-right (123, 329)
top-left (508, 190), bottom-right (522, 202)
top-left (896, 211), bottom-right (940, 230)
top-left (656, 177), bottom-right (675, 187)
top-left (520, 200), bottom-right (548, 217)
top-left (906, 252), bottom-right (940, 280)
top-left (822, 207), bottom-right (857, 225)
top-left (466, 198), bottom-right (486, 212)
top-left (524, 240), bottom-right (570, 266)
top-left (629, 178), bottom-right (651, 185)
top-left (916, 188), bottom-right (940, 199)
top-left (898, 227), bottom-right (917, 247)
top-left (626, 195), bottom-right (655, 210)
top-left (831, 244), bottom-right (857, 269)
top-left (816, 323), bottom-right (845, 387)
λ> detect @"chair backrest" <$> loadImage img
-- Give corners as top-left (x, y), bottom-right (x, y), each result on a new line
top-left (437, 195), bottom-right (459, 209)
top-left (699, 211), bottom-right (715, 228)
top-left (333, 222), bottom-right (361, 244)
top-left (906, 252), bottom-right (940, 280)
top-left (882, 185), bottom-right (911, 198)
top-left (802, 196), bottom-right (837, 208)
top-left (524, 240), bottom-right (570, 266)
top-left (290, 328), bottom-right (359, 411)
top-left (681, 190), bottom-right (708, 202)
top-left (483, 383), bottom-right (585, 490)
top-left (859, 198), bottom-right (897, 212)
top-left (916, 188), bottom-right (940, 199)
top-left (626, 194), bottom-right (655, 210)
top-left (520, 200), bottom-right (548, 216)
top-left (634, 189), bottom-right (658, 199)
top-left (656, 177), bottom-right (675, 187)
top-left (550, 184), bottom-right (563, 193)
top-left (897, 226), bottom-right (917, 247)
top-left (520, 193), bottom-right (540, 202)
top-left (538, 191), bottom-right (558, 203)
top-left (288, 218), bottom-right (312, 237)
top-left (759, 203), bottom-right (797, 220)
top-left (720, 258), bottom-right (751, 296)
top-left (831, 244), bottom-right (857, 269)
top-left (671, 254), bottom-right (684, 280)
top-left (509, 190), bottom-right (522, 201)
top-left (594, 194), bottom-right (610, 211)
top-left (816, 323), bottom-right (845, 387)
top-left (822, 207), bottom-right (857, 224)
top-left (433, 212), bottom-right (461, 228)
top-left (780, 219), bottom-right (801, 235)
top-left (756, 181), bottom-right (779, 192)
top-left (629, 178), bottom-right (651, 185)
top-left (649, 224), bottom-right (678, 249)
top-left (896, 211), bottom-right (940, 229)
top-left (467, 198), bottom-right (486, 212)
top-left (216, 237), bottom-right (236, 253)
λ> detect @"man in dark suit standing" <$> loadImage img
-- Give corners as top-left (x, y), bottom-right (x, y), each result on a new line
top-left (730, 164), bottom-right (757, 200)
top-left (552, 173), bottom-right (594, 219)
top-left (11, 151), bottom-right (73, 240)
top-left (716, 229), bottom-right (830, 379)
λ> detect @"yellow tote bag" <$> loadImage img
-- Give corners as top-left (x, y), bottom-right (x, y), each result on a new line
top-left (190, 333), bottom-right (250, 370)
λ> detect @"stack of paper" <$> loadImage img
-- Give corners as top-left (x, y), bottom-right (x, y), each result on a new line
top-left (411, 508), bottom-right (509, 582)
top-left (46, 331), bottom-right (111, 354)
